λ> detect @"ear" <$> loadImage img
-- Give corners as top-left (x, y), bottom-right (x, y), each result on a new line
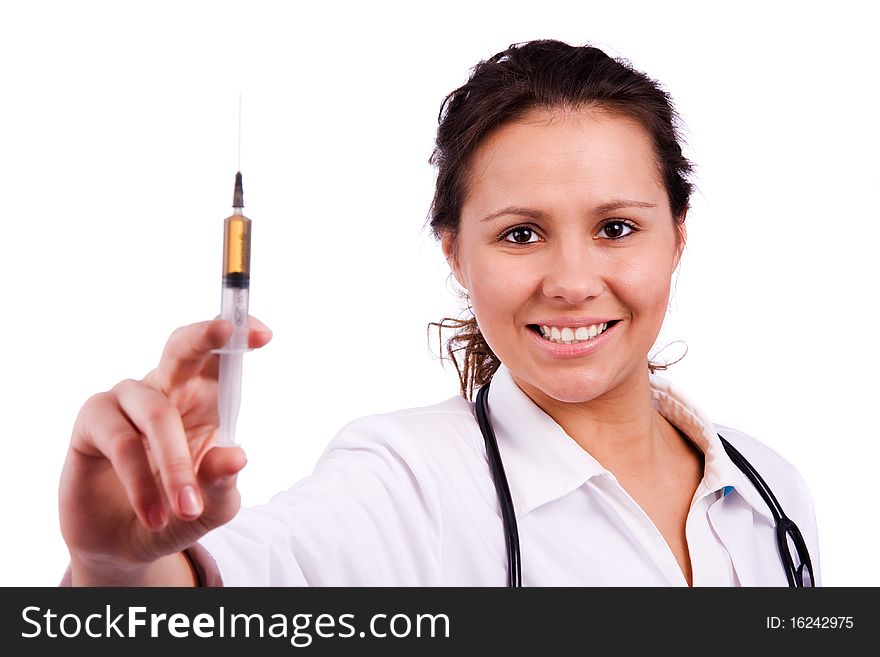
top-left (673, 213), bottom-right (687, 269)
top-left (440, 231), bottom-right (467, 290)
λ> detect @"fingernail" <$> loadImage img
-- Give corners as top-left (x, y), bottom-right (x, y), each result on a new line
top-left (178, 485), bottom-right (203, 518)
top-left (147, 503), bottom-right (166, 530)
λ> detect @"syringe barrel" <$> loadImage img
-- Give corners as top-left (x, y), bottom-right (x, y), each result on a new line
top-left (219, 286), bottom-right (250, 351)
top-left (218, 211), bottom-right (251, 352)
top-left (216, 351), bottom-right (243, 446)
top-left (215, 285), bottom-right (249, 446)
top-left (222, 213), bottom-right (251, 285)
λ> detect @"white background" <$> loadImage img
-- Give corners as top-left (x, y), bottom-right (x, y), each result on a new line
top-left (1, 0), bottom-right (876, 586)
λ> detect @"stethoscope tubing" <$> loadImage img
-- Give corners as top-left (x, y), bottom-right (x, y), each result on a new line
top-left (475, 380), bottom-right (813, 588)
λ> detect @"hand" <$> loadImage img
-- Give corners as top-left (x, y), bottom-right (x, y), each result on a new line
top-left (59, 317), bottom-right (273, 585)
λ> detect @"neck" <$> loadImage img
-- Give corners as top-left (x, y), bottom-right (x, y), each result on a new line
top-left (512, 367), bottom-right (672, 477)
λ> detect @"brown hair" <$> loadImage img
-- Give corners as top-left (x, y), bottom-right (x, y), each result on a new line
top-left (427, 39), bottom-right (694, 400)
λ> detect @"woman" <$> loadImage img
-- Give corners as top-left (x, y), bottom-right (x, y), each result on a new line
top-left (59, 39), bottom-right (820, 586)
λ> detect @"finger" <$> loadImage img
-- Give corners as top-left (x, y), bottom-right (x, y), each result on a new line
top-left (246, 315), bottom-right (274, 347)
top-left (140, 447), bottom-right (247, 554)
top-left (199, 445), bottom-right (247, 482)
top-left (113, 379), bottom-right (203, 521)
top-left (201, 316), bottom-right (274, 381)
top-left (154, 320), bottom-right (233, 394)
top-left (210, 314), bottom-right (273, 341)
top-left (72, 392), bottom-right (167, 530)
top-left (156, 317), bottom-right (273, 391)
top-left (217, 315), bottom-right (274, 348)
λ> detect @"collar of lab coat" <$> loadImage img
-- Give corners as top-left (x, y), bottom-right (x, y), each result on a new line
top-left (486, 363), bottom-right (775, 523)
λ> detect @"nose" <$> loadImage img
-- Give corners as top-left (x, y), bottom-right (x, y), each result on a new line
top-left (541, 239), bottom-right (605, 304)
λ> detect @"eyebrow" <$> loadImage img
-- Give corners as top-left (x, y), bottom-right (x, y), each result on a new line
top-left (480, 199), bottom-right (658, 223)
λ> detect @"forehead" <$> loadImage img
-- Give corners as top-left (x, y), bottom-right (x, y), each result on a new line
top-left (464, 109), bottom-right (666, 211)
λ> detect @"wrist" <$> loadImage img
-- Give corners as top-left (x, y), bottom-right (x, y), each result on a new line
top-left (69, 552), bottom-right (196, 587)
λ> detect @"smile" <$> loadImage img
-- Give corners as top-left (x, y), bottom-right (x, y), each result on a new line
top-left (529, 321), bottom-right (620, 345)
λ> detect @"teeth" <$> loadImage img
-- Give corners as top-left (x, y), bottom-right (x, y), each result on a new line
top-left (538, 322), bottom-right (609, 344)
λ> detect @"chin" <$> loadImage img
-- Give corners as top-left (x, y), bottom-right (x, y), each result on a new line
top-left (525, 370), bottom-right (614, 404)
top-left (544, 384), bottom-right (607, 404)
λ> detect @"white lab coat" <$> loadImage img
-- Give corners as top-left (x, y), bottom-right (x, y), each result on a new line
top-left (191, 363), bottom-right (821, 586)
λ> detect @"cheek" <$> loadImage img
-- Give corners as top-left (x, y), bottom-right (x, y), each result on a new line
top-left (466, 255), bottom-right (539, 326)
top-left (612, 256), bottom-right (674, 323)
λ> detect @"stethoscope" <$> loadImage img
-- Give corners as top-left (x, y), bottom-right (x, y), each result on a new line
top-left (475, 379), bottom-right (815, 587)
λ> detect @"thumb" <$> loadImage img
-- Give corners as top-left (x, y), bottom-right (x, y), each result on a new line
top-left (195, 446), bottom-right (247, 529)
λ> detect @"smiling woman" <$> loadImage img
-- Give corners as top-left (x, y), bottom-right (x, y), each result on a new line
top-left (441, 111), bottom-right (683, 404)
top-left (59, 39), bottom-right (819, 588)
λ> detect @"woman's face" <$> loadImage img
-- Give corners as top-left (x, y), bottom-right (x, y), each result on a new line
top-left (442, 109), bottom-right (685, 403)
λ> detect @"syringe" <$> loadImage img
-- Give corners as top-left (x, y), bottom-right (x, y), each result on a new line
top-left (212, 171), bottom-right (252, 446)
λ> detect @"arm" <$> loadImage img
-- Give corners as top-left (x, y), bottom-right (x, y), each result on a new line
top-left (195, 414), bottom-right (444, 586)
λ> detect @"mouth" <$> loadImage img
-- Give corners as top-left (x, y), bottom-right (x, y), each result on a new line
top-left (527, 320), bottom-right (621, 345)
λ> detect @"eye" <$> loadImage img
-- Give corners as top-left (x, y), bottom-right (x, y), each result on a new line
top-left (500, 225), bottom-right (540, 245)
top-left (598, 219), bottom-right (638, 240)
